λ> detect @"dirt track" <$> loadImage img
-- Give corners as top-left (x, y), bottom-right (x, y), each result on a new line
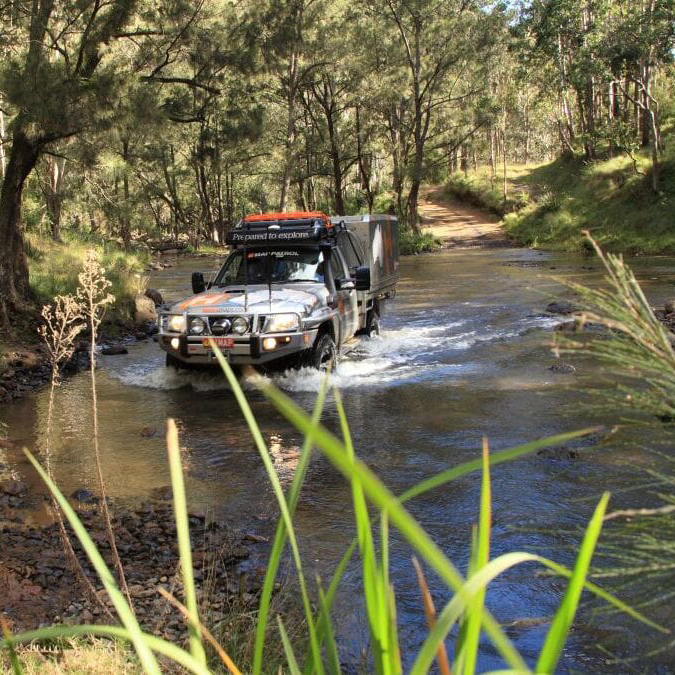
top-left (418, 186), bottom-right (509, 249)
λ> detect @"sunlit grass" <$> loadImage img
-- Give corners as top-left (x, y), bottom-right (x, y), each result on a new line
top-left (445, 139), bottom-right (675, 254)
top-left (25, 232), bottom-right (149, 321)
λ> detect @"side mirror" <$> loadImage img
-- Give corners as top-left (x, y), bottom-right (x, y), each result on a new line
top-left (336, 278), bottom-right (356, 291)
top-left (192, 272), bottom-right (205, 294)
top-left (355, 266), bottom-right (370, 291)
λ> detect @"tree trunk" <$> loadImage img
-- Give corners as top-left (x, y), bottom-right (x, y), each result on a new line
top-left (641, 62), bottom-right (652, 148)
top-left (460, 145), bottom-right (468, 174)
top-left (44, 155), bottom-right (66, 241)
top-left (0, 103), bottom-right (6, 179)
top-left (120, 140), bottom-right (131, 250)
top-left (0, 127), bottom-right (40, 328)
top-left (501, 128), bottom-right (507, 203)
top-left (489, 127), bottom-right (496, 189)
top-left (279, 50), bottom-right (299, 212)
top-left (355, 105), bottom-right (375, 213)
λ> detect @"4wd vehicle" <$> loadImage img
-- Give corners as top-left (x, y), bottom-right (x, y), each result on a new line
top-left (158, 211), bottom-right (398, 370)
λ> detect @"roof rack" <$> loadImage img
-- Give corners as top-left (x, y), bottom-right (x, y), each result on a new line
top-left (226, 211), bottom-right (334, 246)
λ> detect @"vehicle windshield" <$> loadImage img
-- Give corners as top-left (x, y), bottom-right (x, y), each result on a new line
top-left (215, 248), bottom-right (325, 285)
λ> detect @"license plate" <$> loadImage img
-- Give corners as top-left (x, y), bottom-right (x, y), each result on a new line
top-left (203, 337), bottom-right (234, 349)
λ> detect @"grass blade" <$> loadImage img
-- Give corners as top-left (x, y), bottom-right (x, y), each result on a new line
top-left (537, 491), bottom-right (608, 672)
top-left (461, 437), bottom-right (492, 675)
top-left (211, 345), bottom-right (324, 675)
top-left (412, 558), bottom-right (451, 675)
top-left (1, 625), bottom-right (211, 674)
top-left (317, 578), bottom-right (342, 675)
top-left (398, 428), bottom-right (600, 505)
top-left (259, 381), bottom-right (528, 671)
top-left (306, 537), bottom-right (359, 675)
top-left (253, 373), bottom-right (328, 675)
top-left (387, 582), bottom-right (402, 674)
top-left (334, 387), bottom-right (385, 672)
top-left (23, 448), bottom-right (161, 675)
top-left (166, 419), bottom-right (207, 666)
top-left (1, 619), bottom-right (24, 675)
top-left (277, 615), bottom-right (303, 675)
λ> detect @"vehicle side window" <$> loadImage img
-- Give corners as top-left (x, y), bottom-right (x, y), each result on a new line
top-left (346, 232), bottom-right (365, 266)
top-left (330, 250), bottom-right (346, 281)
top-left (338, 232), bottom-right (362, 271)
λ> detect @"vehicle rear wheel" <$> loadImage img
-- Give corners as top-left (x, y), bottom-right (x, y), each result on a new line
top-left (365, 310), bottom-right (380, 337)
top-left (308, 333), bottom-right (337, 371)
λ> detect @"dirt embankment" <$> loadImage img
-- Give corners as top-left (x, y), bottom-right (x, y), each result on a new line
top-left (418, 186), bottom-right (509, 249)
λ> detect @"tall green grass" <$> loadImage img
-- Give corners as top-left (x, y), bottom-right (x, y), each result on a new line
top-left (2, 346), bottom-right (666, 673)
top-left (445, 141), bottom-right (675, 254)
top-left (25, 232), bottom-right (148, 322)
top-left (399, 229), bottom-right (443, 255)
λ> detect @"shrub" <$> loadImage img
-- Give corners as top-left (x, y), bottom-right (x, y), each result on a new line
top-left (399, 229), bottom-right (443, 255)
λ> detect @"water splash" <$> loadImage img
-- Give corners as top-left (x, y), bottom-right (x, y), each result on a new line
top-left (108, 313), bottom-right (561, 393)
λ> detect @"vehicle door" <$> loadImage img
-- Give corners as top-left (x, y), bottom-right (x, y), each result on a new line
top-left (337, 231), bottom-right (366, 332)
top-left (330, 248), bottom-right (358, 342)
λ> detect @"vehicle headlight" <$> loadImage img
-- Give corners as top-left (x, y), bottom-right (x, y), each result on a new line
top-left (231, 316), bottom-right (250, 335)
top-left (266, 313), bottom-right (300, 333)
top-left (189, 317), bottom-right (207, 335)
top-left (162, 314), bottom-right (186, 333)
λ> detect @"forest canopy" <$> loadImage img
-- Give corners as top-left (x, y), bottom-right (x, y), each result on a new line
top-left (1, 0), bottom-right (674, 326)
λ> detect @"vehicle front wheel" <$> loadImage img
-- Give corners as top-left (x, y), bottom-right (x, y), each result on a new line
top-left (166, 352), bottom-right (190, 370)
top-left (307, 333), bottom-right (337, 371)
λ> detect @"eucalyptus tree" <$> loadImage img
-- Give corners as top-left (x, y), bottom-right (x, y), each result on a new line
top-left (362, 0), bottom-right (497, 230)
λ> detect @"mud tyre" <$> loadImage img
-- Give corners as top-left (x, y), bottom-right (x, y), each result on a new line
top-left (166, 353), bottom-right (192, 370)
top-left (357, 310), bottom-right (380, 337)
top-left (366, 310), bottom-right (380, 337)
top-left (307, 333), bottom-right (337, 371)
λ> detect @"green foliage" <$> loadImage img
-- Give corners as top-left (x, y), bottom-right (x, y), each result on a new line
top-left (447, 139), bottom-right (675, 254)
top-left (399, 229), bottom-right (443, 255)
top-left (26, 233), bottom-right (148, 322)
top-left (445, 171), bottom-right (530, 216)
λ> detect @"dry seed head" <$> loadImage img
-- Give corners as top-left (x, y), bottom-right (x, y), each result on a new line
top-left (39, 295), bottom-right (86, 381)
top-left (77, 250), bottom-right (115, 327)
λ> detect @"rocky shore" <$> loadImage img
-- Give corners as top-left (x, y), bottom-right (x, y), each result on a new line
top-left (0, 289), bottom-right (164, 405)
top-left (0, 489), bottom-right (269, 639)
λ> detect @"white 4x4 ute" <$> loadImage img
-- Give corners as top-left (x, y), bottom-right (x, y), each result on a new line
top-left (158, 211), bottom-right (398, 370)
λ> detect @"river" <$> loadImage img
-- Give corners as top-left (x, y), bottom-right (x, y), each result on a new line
top-left (2, 246), bottom-right (675, 671)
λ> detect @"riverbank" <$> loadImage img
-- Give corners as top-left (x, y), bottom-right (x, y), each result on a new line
top-left (444, 142), bottom-right (675, 254)
top-left (0, 240), bottom-right (225, 404)
top-left (0, 491), bottom-right (263, 635)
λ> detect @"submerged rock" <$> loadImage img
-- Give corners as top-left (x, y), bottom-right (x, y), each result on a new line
top-left (546, 300), bottom-right (576, 315)
top-left (548, 361), bottom-right (576, 374)
top-left (150, 485), bottom-right (173, 500)
top-left (101, 345), bottom-right (128, 356)
top-left (71, 488), bottom-right (97, 503)
top-left (537, 446), bottom-right (580, 460)
top-left (2, 480), bottom-right (26, 496)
